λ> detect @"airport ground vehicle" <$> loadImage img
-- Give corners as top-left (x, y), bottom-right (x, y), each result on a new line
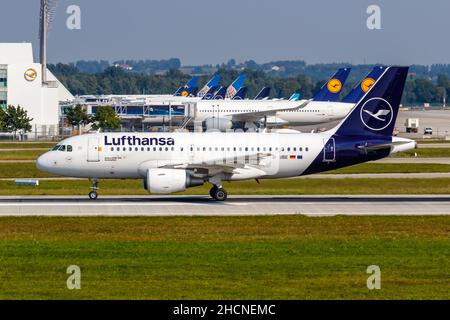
top-left (424, 127), bottom-right (433, 135)
top-left (405, 118), bottom-right (420, 133)
top-left (36, 67), bottom-right (415, 201)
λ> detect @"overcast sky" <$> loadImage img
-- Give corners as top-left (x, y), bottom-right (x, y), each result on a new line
top-left (1, 0), bottom-right (449, 65)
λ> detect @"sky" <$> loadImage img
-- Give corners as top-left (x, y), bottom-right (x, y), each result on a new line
top-left (1, 0), bottom-right (449, 66)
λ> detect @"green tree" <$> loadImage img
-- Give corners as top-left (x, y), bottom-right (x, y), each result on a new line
top-left (3, 105), bottom-right (33, 140)
top-left (0, 108), bottom-right (6, 131)
top-left (91, 106), bottom-right (121, 132)
top-left (66, 104), bottom-right (91, 134)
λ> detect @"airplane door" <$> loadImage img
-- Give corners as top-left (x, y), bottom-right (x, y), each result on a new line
top-left (87, 138), bottom-right (100, 162)
top-left (323, 138), bottom-right (335, 162)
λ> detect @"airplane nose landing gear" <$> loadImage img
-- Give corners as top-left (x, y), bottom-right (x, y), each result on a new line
top-left (89, 179), bottom-right (99, 200)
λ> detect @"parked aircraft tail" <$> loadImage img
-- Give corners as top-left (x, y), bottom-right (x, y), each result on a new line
top-left (197, 75), bottom-right (221, 98)
top-left (312, 68), bottom-right (351, 102)
top-left (225, 74), bottom-right (246, 99)
top-left (174, 76), bottom-right (200, 96)
top-left (342, 66), bottom-right (387, 103)
top-left (232, 86), bottom-right (248, 100)
top-left (254, 87), bottom-right (271, 100)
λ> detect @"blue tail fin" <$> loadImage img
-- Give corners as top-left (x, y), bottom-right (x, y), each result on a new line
top-left (201, 85), bottom-right (220, 100)
top-left (174, 76), bottom-right (200, 96)
top-left (335, 66), bottom-right (409, 137)
top-left (254, 87), bottom-right (271, 100)
top-left (197, 75), bottom-right (221, 98)
top-left (312, 68), bottom-right (351, 102)
top-left (225, 74), bottom-right (246, 99)
top-left (212, 86), bottom-right (227, 100)
top-left (233, 86), bottom-right (248, 100)
top-left (289, 92), bottom-right (301, 101)
top-left (342, 66), bottom-right (386, 103)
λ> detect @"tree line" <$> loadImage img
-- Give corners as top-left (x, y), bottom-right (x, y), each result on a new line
top-left (49, 64), bottom-right (450, 105)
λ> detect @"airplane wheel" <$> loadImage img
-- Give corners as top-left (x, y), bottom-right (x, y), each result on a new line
top-left (209, 186), bottom-right (218, 199)
top-left (89, 191), bottom-right (98, 200)
top-left (213, 188), bottom-right (228, 201)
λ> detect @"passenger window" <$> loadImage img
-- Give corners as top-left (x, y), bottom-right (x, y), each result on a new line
top-left (306, 147), bottom-right (309, 152)
top-left (110, 147), bottom-right (114, 152)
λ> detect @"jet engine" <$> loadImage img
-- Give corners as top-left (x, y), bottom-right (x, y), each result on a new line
top-left (205, 117), bottom-right (233, 131)
top-left (144, 169), bottom-right (204, 194)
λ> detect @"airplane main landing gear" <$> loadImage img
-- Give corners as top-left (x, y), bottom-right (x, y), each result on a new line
top-left (209, 186), bottom-right (228, 201)
top-left (89, 179), bottom-right (99, 200)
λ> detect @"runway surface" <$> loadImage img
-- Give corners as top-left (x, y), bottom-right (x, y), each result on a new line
top-left (0, 195), bottom-right (449, 217)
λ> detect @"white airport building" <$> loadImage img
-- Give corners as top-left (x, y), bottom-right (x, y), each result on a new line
top-left (0, 43), bottom-right (74, 139)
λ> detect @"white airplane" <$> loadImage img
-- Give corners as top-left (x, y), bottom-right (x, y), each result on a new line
top-left (194, 67), bottom-right (388, 130)
top-left (37, 67), bottom-right (415, 201)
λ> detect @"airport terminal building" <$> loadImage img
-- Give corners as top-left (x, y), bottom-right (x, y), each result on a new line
top-left (0, 43), bottom-right (74, 139)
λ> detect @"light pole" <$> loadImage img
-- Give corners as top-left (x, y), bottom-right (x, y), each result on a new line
top-left (39, 0), bottom-right (58, 85)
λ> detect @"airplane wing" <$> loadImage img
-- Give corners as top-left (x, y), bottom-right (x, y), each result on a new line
top-left (230, 99), bottom-right (311, 122)
top-left (158, 153), bottom-right (273, 176)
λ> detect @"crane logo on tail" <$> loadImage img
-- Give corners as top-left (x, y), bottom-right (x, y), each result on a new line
top-left (361, 78), bottom-right (376, 92)
top-left (360, 97), bottom-right (393, 131)
top-left (327, 79), bottom-right (342, 93)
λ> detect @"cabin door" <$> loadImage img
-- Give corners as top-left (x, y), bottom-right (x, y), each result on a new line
top-left (87, 138), bottom-right (100, 162)
top-left (323, 138), bottom-right (336, 162)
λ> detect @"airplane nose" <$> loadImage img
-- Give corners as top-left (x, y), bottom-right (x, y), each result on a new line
top-left (36, 152), bottom-right (52, 172)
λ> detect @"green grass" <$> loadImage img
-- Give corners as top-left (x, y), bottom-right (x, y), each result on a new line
top-left (0, 216), bottom-right (448, 299)
top-left (0, 150), bottom-right (46, 160)
top-left (0, 142), bottom-right (56, 149)
top-left (1, 162), bottom-right (450, 180)
top-left (327, 163), bottom-right (450, 174)
top-left (416, 139), bottom-right (450, 144)
top-left (1, 178), bottom-right (450, 195)
top-left (393, 148), bottom-right (450, 158)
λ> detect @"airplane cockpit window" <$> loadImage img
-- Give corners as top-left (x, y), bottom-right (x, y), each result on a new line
top-left (52, 145), bottom-right (60, 151)
top-left (58, 145), bottom-right (66, 152)
top-left (67, 145), bottom-right (73, 152)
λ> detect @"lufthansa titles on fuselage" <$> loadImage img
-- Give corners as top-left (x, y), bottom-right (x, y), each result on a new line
top-left (104, 135), bottom-right (175, 146)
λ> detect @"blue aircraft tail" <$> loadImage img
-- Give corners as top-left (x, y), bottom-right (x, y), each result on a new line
top-left (197, 75), bottom-right (221, 98)
top-left (174, 76), bottom-right (200, 96)
top-left (212, 86), bottom-right (227, 100)
top-left (201, 86), bottom-right (220, 100)
top-left (225, 74), bottom-right (246, 99)
top-left (233, 86), bottom-right (248, 100)
top-left (312, 68), bottom-right (351, 102)
top-left (342, 66), bottom-right (387, 103)
top-left (289, 92), bottom-right (301, 101)
top-left (254, 87), bottom-right (271, 100)
top-left (335, 66), bottom-right (409, 137)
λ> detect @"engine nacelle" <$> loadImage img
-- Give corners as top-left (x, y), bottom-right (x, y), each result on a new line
top-left (144, 169), bottom-right (204, 194)
top-left (205, 117), bottom-right (233, 131)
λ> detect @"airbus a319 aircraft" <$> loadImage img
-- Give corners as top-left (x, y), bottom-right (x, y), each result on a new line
top-left (37, 67), bottom-right (415, 201)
